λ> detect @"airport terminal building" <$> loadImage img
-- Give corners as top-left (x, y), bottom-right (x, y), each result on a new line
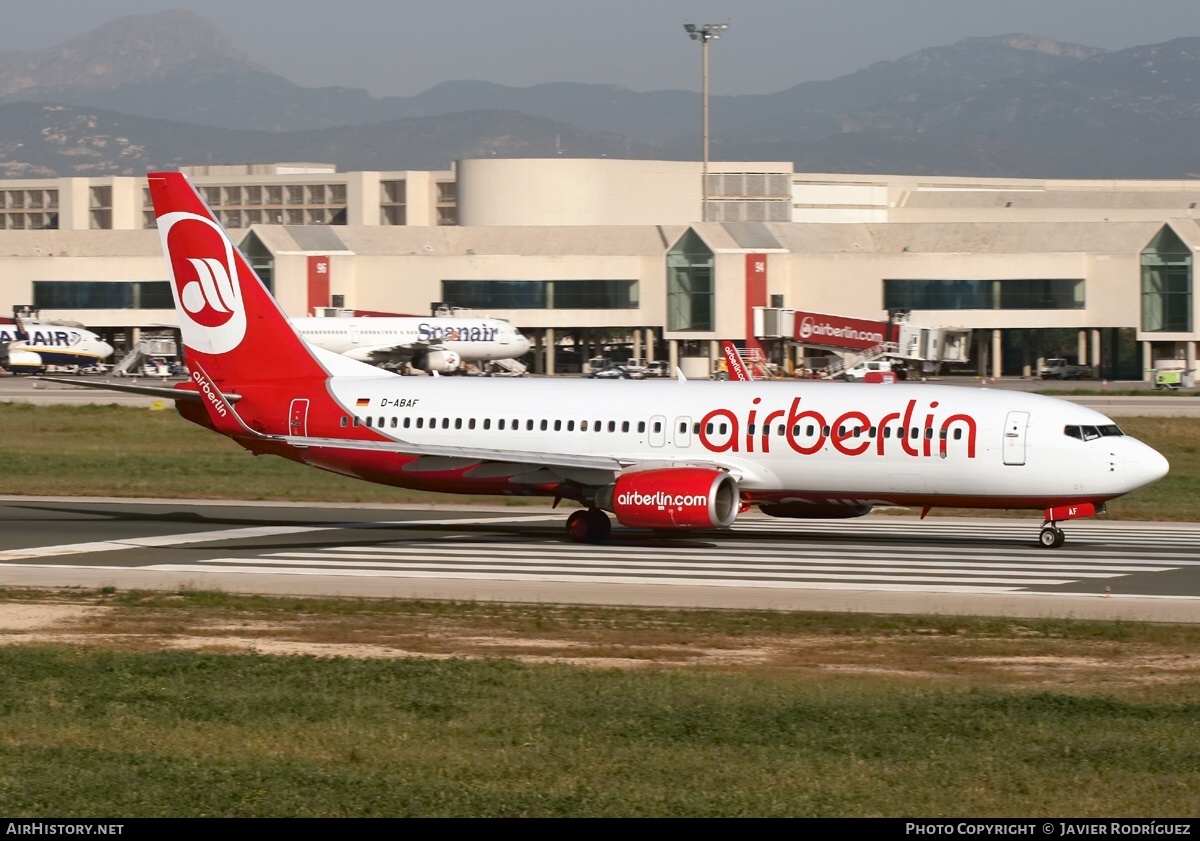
top-left (1, 158), bottom-right (1198, 380)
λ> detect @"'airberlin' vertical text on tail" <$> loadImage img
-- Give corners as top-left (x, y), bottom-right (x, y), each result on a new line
top-left (148, 171), bottom-right (327, 386)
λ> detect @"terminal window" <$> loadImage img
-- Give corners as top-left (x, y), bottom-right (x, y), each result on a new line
top-left (883, 278), bottom-right (1085, 310)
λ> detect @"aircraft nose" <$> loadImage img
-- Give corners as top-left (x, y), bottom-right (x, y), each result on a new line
top-left (98, 340), bottom-right (114, 358)
top-left (1126, 441), bottom-right (1170, 490)
top-left (517, 333), bottom-right (532, 353)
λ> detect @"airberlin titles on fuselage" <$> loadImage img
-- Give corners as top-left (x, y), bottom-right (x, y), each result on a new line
top-left (355, 393), bottom-right (978, 460)
top-left (697, 396), bottom-right (976, 458)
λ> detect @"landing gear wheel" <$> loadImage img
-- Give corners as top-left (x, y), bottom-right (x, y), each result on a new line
top-left (1038, 526), bottom-right (1066, 549)
top-left (566, 508), bottom-right (612, 544)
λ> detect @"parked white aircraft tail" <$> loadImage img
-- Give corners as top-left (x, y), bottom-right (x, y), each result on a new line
top-left (38, 172), bottom-right (1170, 549)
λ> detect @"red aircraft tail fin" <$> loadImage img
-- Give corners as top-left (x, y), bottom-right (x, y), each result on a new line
top-left (720, 341), bottom-right (753, 382)
top-left (147, 171), bottom-right (328, 387)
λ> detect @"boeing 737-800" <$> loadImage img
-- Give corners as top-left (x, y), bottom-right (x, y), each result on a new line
top-left (1, 317), bottom-right (113, 374)
top-left (291, 314), bottom-right (530, 373)
top-left (38, 173), bottom-right (1170, 549)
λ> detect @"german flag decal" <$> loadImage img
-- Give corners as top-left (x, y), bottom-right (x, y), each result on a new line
top-left (356, 397), bottom-right (370, 407)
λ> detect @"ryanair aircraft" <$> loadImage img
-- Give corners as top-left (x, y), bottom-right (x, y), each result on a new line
top-left (0, 317), bottom-right (113, 374)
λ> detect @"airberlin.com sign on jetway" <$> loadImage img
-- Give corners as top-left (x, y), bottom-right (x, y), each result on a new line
top-left (794, 311), bottom-right (894, 351)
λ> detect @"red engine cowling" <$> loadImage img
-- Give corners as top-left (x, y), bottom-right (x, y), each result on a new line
top-left (598, 467), bottom-right (739, 531)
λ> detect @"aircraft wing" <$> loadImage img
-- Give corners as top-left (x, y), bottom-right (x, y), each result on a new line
top-left (347, 341), bottom-right (450, 365)
top-left (31, 376), bottom-right (239, 403)
top-left (278, 432), bottom-right (742, 486)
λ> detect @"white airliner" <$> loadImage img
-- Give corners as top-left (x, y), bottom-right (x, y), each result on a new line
top-left (0, 317), bottom-right (113, 374)
top-left (290, 315), bottom-right (530, 373)
top-left (39, 172), bottom-right (1170, 550)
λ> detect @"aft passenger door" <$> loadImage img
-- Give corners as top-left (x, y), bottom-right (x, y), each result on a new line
top-left (1003, 411), bottom-right (1029, 466)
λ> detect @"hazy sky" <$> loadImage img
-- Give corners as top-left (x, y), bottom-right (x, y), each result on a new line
top-left (3, 1), bottom-right (1200, 97)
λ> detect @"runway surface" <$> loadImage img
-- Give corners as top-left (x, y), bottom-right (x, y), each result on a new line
top-left (2, 497), bottom-right (1197, 623)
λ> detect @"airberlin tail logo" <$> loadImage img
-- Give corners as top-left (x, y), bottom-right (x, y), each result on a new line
top-left (158, 211), bottom-right (247, 355)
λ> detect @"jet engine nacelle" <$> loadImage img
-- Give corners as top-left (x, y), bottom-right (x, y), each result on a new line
top-left (413, 350), bottom-right (462, 373)
top-left (596, 467), bottom-right (739, 531)
top-left (0, 346), bottom-right (43, 371)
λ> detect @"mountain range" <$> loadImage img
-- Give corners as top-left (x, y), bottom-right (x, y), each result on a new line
top-left (2, 9), bottom-right (1200, 179)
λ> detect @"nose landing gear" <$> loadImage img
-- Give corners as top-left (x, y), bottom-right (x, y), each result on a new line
top-left (1038, 523), bottom-right (1066, 549)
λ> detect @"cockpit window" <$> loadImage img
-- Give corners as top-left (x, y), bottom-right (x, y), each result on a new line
top-left (1065, 424), bottom-right (1119, 441)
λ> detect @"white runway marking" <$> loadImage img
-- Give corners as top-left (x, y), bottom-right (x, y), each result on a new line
top-left (3, 513), bottom-right (1197, 598)
top-left (0, 514), bottom-right (551, 562)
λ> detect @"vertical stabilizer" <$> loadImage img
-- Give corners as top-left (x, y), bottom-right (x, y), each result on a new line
top-left (147, 172), bottom-right (327, 386)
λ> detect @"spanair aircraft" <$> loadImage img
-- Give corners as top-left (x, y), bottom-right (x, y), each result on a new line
top-left (38, 172), bottom-right (1170, 550)
top-left (0, 317), bottom-right (113, 374)
top-left (290, 315), bottom-right (531, 373)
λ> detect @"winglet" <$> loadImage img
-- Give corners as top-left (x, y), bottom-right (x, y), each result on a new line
top-left (676, 367), bottom-right (686, 382)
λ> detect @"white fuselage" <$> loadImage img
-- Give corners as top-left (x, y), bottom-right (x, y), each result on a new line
top-left (291, 316), bottom-right (530, 365)
top-left (0, 323), bottom-right (113, 370)
top-left (321, 376), bottom-right (1167, 509)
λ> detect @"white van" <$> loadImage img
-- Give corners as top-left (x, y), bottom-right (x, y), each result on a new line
top-left (842, 359), bottom-right (895, 382)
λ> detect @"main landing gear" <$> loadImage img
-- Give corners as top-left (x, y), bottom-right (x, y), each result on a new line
top-left (567, 508), bottom-right (612, 544)
top-left (1038, 523), bottom-right (1066, 549)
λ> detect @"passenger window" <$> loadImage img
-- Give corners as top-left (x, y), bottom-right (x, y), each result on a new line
top-left (365, 417), bottom-right (372, 428)
top-left (554, 420), bottom-right (562, 431)
top-left (403, 417), bottom-right (411, 429)
top-left (581, 420), bottom-right (588, 432)
top-left (609, 421), bottom-right (617, 433)
top-left (527, 420), bottom-right (534, 431)
top-left (718, 423), bottom-right (727, 435)
top-left (498, 419), bottom-right (506, 430)
top-left (468, 418), bottom-right (476, 430)
top-left (622, 421), bottom-right (630, 433)
top-left (353, 417), bottom-right (361, 427)
top-left (954, 429), bottom-right (962, 440)
top-left (442, 418), bottom-right (450, 429)
top-left (653, 421), bottom-right (662, 433)
top-left (340, 417), bottom-right (347, 428)
top-left (540, 420), bottom-right (548, 431)
top-left (910, 428), bottom-right (919, 440)
top-left (706, 422), bottom-right (714, 435)
top-left (484, 419), bottom-right (491, 430)
top-left (416, 418), bottom-right (423, 429)
top-left (567, 420), bottom-right (575, 431)
top-left (390, 417), bottom-right (398, 429)
top-left (454, 418), bottom-right (462, 430)
top-left (638, 421), bottom-right (646, 433)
